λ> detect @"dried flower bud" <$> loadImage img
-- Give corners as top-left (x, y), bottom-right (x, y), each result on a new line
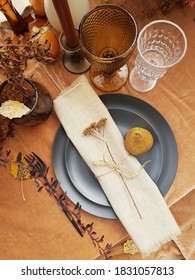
top-left (83, 118), bottom-right (107, 136)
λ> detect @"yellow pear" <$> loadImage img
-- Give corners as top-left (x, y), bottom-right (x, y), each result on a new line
top-left (124, 127), bottom-right (154, 156)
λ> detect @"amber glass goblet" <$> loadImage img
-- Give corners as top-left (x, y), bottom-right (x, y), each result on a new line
top-left (0, 0), bottom-right (28, 35)
top-left (79, 4), bottom-right (137, 91)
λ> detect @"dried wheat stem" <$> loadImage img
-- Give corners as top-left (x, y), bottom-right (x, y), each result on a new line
top-left (20, 177), bottom-right (26, 201)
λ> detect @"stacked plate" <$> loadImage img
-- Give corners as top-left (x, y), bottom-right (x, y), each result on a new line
top-left (52, 94), bottom-right (178, 219)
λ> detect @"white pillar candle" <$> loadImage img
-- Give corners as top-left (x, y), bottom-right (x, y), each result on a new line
top-left (68, 0), bottom-right (90, 29)
top-left (44, 0), bottom-right (62, 32)
top-left (44, 0), bottom-right (90, 32)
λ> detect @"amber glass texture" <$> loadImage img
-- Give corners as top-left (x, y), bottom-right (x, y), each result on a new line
top-left (79, 4), bottom-right (137, 74)
top-left (0, 0), bottom-right (28, 35)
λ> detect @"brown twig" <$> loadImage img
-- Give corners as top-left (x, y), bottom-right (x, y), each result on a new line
top-left (137, 0), bottom-right (188, 19)
top-left (0, 149), bottom-right (112, 260)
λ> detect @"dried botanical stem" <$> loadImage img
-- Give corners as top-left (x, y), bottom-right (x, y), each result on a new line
top-left (24, 153), bottom-right (111, 258)
top-left (0, 148), bottom-right (112, 259)
top-left (78, 221), bottom-right (112, 259)
top-left (103, 141), bottom-right (142, 219)
top-left (83, 119), bottom-right (142, 219)
top-left (0, 34), bottom-right (54, 107)
top-left (120, 176), bottom-right (142, 219)
top-left (20, 177), bottom-right (26, 201)
top-left (32, 167), bottom-right (112, 258)
top-left (138, 0), bottom-right (188, 18)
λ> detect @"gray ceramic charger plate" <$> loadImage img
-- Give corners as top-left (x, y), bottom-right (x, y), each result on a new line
top-left (52, 94), bottom-right (178, 219)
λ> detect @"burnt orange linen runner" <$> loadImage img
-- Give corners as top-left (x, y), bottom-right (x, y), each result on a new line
top-left (96, 188), bottom-right (195, 260)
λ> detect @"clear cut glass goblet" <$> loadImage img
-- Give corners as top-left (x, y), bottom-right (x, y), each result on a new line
top-left (79, 4), bottom-right (137, 92)
top-left (129, 20), bottom-right (187, 93)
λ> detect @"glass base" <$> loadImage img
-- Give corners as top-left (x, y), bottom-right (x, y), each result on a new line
top-left (59, 32), bottom-right (91, 74)
top-left (90, 64), bottom-right (129, 92)
top-left (129, 68), bottom-right (157, 93)
top-left (62, 50), bottom-right (91, 74)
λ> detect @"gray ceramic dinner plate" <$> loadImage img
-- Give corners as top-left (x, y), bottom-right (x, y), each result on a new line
top-left (52, 94), bottom-right (178, 219)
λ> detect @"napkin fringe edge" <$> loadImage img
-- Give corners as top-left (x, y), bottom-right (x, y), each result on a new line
top-left (54, 75), bottom-right (87, 102)
top-left (140, 231), bottom-right (181, 257)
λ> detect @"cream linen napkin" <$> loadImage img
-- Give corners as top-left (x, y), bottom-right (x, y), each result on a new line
top-left (53, 75), bottom-right (181, 256)
top-left (0, 0), bottom-right (31, 24)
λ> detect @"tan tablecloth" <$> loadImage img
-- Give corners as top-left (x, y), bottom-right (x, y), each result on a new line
top-left (0, 0), bottom-right (194, 260)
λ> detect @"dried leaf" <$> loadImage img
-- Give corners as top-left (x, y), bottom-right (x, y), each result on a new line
top-left (38, 186), bottom-right (43, 192)
top-left (1, 148), bottom-right (112, 259)
top-left (0, 100), bottom-right (30, 119)
top-left (123, 239), bottom-right (139, 255)
top-left (10, 152), bottom-right (30, 179)
top-left (98, 235), bottom-right (104, 243)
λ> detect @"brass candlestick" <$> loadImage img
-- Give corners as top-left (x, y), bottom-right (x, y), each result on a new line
top-left (52, 0), bottom-right (90, 73)
top-left (59, 32), bottom-right (90, 74)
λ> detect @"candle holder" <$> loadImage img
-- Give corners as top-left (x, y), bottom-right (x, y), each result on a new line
top-left (59, 32), bottom-right (90, 74)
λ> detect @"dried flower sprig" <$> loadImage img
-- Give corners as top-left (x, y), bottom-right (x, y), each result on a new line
top-left (83, 118), bottom-right (142, 219)
top-left (78, 221), bottom-right (112, 259)
top-left (0, 31), bottom-right (55, 141)
top-left (26, 156), bottom-right (112, 259)
top-left (0, 148), bottom-right (112, 260)
top-left (139, 0), bottom-right (193, 18)
top-left (83, 118), bottom-right (107, 138)
top-left (0, 35), bottom-right (54, 80)
top-left (0, 35), bottom-right (54, 102)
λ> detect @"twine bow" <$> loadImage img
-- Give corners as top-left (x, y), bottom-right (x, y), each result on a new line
top-left (93, 159), bottom-right (151, 180)
top-left (93, 157), bottom-right (151, 220)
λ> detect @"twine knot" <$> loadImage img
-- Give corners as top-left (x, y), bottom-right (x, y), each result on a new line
top-left (93, 159), bottom-right (151, 180)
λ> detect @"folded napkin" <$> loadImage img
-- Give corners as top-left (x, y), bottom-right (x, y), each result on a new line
top-left (53, 75), bottom-right (181, 256)
top-left (0, 0), bottom-right (31, 24)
